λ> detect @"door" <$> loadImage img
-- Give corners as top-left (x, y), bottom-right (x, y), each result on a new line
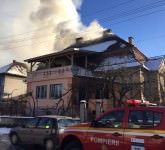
top-left (124, 109), bottom-right (165, 150)
top-left (18, 117), bottom-right (39, 144)
top-left (86, 109), bottom-right (125, 150)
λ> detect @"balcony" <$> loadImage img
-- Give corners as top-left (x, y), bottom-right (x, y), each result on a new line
top-left (27, 65), bottom-right (94, 82)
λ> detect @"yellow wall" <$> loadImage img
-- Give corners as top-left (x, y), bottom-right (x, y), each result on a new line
top-left (4, 75), bottom-right (27, 98)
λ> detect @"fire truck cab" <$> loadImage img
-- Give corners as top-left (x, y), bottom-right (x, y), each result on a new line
top-left (61, 100), bottom-right (165, 150)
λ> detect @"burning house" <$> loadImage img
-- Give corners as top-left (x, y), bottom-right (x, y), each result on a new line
top-left (24, 30), bottom-right (165, 117)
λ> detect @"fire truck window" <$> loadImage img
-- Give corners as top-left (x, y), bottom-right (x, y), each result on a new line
top-left (127, 110), bottom-right (163, 129)
top-left (95, 110), bottom-right (124, 128)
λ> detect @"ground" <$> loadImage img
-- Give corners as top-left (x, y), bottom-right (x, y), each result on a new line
top-left (0, 134), bottom-right (17, 150)
top-left (0, 128), bottom-right (44, 150)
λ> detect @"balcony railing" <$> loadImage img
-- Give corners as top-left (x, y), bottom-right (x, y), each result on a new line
top-left (72, 66), bottom-right (94, 77)
top-left (27, 65), bottom-right (94, 82)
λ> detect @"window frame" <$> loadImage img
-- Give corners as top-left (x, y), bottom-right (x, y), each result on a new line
top-left (49, 84), bottom-right (62, 99)
top-left (37, 117), bottom-right (53, 129)
top-left (25, 117), bottom-right (40, 128)
top-left (93, 110), bottom-right (125, 128)
top-left (36, 85), bottom-right (47, 99)
top-left (127, 109), bottom-right (163, 129)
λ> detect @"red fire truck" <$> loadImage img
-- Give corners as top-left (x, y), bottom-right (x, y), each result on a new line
top-left (60, 100), bottom-right (165, 150)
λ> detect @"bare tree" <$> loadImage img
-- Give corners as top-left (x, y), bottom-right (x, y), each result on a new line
top-left (96, 68), bottom-right (145, 107)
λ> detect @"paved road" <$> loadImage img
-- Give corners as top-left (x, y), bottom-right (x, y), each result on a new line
top-left (0, 134), bottom-right (44, 150)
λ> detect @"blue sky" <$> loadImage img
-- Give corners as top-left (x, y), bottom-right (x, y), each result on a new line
top-left (80, 0), bottom-right (165, 57)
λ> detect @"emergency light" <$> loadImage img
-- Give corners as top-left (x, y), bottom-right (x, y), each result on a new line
top-left (126, 99), bottom-right (142, 105)
top-left (125, 99), bottom-right (157, 106)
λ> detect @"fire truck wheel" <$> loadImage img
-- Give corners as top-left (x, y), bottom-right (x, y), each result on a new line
top-left (63, 141), bottom-right (83, 150)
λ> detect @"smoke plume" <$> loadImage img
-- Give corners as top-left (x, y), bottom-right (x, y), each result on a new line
top-left (0, 0), bottom-right (105, 67)
top-left (30, 0), bottom-right (105, 51)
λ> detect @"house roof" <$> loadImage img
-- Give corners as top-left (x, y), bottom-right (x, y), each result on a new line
top-left (0, 61), bottom-right (27, 77)
top-left (24, 30), bottom-right (164, 72)
top-left (0, 64), bottom-right (11, 74)
top-left (24, 48), bottom-right (99, 63)
top-left (24, 33), bottom-right (132, 63)
top-left (95, 55), bottom-right (164, 71)
top-left (67, 33), bottom-right (131, 51)
top-left (79, 40), bottom-right (122, 52)
top-left (143, 57), bottom-right (164, 71)
top-left (94, 55), bottom-right (142, 71)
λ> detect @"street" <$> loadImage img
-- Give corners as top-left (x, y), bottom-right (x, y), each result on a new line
top-left (0, 134), bottom-right (44, 150)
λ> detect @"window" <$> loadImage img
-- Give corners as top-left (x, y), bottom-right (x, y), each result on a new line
top-left (58, 119), bottom-right (76, 128)
top-left (94, 110), bottom-right (124, 128)
top-left (25, 118), bottom-right (39, 128)
top-left (127, 110), bottom-right (163, 129)
top-left (37, 118), bottom-right (53, 129)
top-left (36, 85), bottom-right (47, 99)
top-left (50, 84), bottom-right (62, 99)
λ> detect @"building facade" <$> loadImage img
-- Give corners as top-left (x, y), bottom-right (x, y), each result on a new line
top-left (0, 60), bottom-right (28, 115)
top-left (25, 30), bottom-right (165, 117)
top-left (0, 60), bottom-right (28, 100)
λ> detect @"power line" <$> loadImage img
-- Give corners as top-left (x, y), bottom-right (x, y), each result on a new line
top-left (0, 0), bottom-right (133, 40)
top-left (100, 0), bottom-right (165, 23)
top-left (105, 7), bottom-right (165, 26)
top-left (0, 33), bottom-right (55, 44)
top-left (0, 27), bottom-right (165, 53)
top-left (0, 29), bottom-right (103, 51)
top-left (82, 0), bottom-right (134, 19)
top-left (0, 0), bottom-right (164, 44)
top-left (0, 1), bottom-right (165, 49)
top-left (135, 34), bottom-right (165, 43)
top-left (0, 25), bottom-right (54, 40)
top-left (0, 0), bottom-right (164, 46)
top-left (0, 38), bottom-right (54, 51)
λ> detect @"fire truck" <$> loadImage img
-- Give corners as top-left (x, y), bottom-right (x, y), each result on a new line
top-left (60, 100), bottom-right (165, 150)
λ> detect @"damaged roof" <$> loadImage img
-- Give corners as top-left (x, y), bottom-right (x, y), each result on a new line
top-left (67, 32), bottom-right (131, 52)
top-left (25, 31), bottom-right (132, 63)
top-left (24, 29), bottom-right (164, 72)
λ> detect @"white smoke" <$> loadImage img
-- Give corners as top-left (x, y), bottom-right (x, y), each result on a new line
top-left (0, 0), bottom-right (105, 67)
top-left (30, 0), bottom-right (105, 51)
top-left (0, 0), bottom-right (40, 67)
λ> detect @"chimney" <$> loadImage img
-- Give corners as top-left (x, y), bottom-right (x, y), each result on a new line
top-left (13, 60), bottom-right (16, 63)
top-left (103, 29), bottom-right (112, 36)
top-left (128, 37), bottom-right (134, 45)
top-left (76, 37), bottom-right (83, 44)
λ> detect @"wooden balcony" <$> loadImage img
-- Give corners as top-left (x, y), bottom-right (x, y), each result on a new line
top-left (27, 65), bottom-right (94, 82)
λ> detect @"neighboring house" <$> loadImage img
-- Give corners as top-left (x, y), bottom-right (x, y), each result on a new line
top-left (25, 30), bottom-right (165, 117)
top-left (143, 58), bottom-right (165, 103)
top-left (0, 60), bottom-right (28, 100)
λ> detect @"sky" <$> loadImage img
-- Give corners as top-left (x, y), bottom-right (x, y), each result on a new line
top-left (0, 0), bottom-right (165, 67)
